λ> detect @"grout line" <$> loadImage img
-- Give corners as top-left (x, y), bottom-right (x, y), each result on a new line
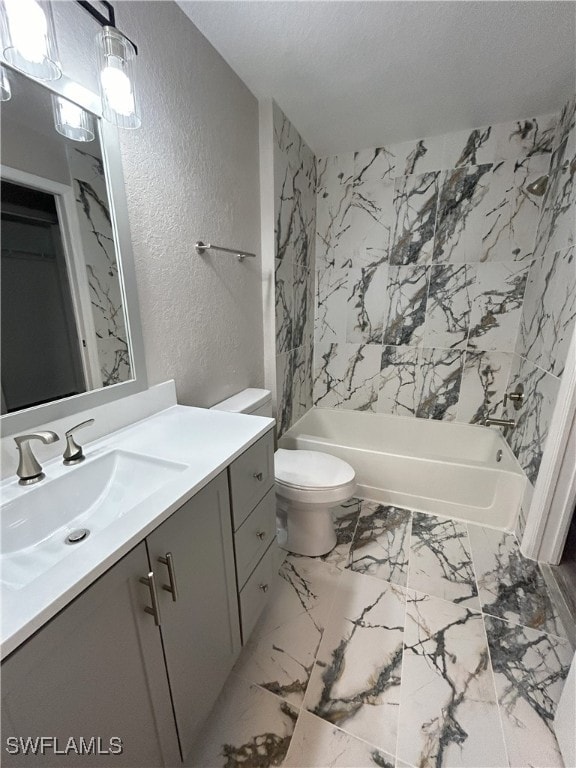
top-left (394, 546), bottom-right (411, 768)
top-left (481, 616), bottom-right (512, 768)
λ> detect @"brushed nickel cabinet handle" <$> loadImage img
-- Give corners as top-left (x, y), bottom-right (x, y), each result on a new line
top-left (259, 583), bottom-right (269, 593)
top-left (158, 553), bottom-right (178, 602)
top-left (139, 571), bottom-right (162, 626)
top-left (256, 530), bottom-right (266, 540)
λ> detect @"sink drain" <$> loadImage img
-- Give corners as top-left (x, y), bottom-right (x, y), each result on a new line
top-left (65, 529), bottom-right (90, 545)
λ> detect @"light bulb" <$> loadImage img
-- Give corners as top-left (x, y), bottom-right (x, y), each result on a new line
top-left (100, 62), bottom-right (135, 118)
top-left (6, 0), bottom-right (46, 63)
top-left (52, 94), bottom-right (95, 142)
top-left (1, 0), bottom-right (60, 80)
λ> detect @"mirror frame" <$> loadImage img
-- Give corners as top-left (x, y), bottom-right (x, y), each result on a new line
top-left (0, 67), bottom-right (148, 436)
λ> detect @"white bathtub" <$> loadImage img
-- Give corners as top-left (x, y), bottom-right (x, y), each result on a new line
top-left (278, 408), bottom-right (526, 530)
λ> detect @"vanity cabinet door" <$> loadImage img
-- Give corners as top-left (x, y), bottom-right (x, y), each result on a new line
top-left (1, 543), bottom-right (180, 768)
top-left (146, 471), bottom-right (241, 761)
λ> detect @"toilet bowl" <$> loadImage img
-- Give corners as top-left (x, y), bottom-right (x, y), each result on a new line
top-left (210, 389), bottom-right (357, 557)
top-left (275, 448), bottom-right (356, 556)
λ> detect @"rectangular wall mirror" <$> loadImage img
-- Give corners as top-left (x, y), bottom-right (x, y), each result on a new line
top-left (1, 67), bottom-right (147, 435)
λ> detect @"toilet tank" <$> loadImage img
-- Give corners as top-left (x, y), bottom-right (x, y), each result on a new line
top-left (210, 388), bottom-right (273, 418)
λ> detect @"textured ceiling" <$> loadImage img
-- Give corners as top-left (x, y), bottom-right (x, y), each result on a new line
top-left (177, 1), bottom-right (576, 155)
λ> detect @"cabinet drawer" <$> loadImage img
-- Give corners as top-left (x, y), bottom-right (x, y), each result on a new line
top-left (229, 430), bottom-right (274, 530)
top-left (235, 487), bottom-right (276, 589)
top-left (239, 542), bottom-right (277, 642)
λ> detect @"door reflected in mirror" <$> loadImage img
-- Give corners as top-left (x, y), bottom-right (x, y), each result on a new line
top-left (1, 68), bottom-right (132, 416)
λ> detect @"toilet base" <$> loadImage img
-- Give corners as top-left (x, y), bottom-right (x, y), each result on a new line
top-left (276, 497), bottom-right (337, 557)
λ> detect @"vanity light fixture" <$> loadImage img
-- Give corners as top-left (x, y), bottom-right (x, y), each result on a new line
top-left (52, 93), bottom-right (95, 142)
top-left (96, 26), bottom-right (140, 129)
top-left (0, 66), bottom-right (11, 101)
top-left (0, 0), bottom-right (61, 81)
top-left (74, 2), bottom-right (140, 130)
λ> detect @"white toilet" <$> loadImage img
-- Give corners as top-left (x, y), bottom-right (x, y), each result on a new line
top-left (211, 389), bottom-right (357, 557)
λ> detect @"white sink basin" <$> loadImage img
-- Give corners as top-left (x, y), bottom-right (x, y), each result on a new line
top-left (1, 450), bottom-right (187, 589)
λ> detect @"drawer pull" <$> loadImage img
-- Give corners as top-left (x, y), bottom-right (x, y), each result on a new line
top-left (259, 583), bottom-right (269, 593)
top-left (253, 472), bottom-right (263, 481)
top-left (158, 552), bottom-right (178, 602)
top-left (256, 530), bottom-right (266, 540)
top-left (139, 572), bottom-right (162, 626)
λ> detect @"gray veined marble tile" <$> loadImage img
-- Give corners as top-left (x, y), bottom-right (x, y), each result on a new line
top-left (69, 147), bottom-right (130, 385)
top-left (389, 171), bottom-right (440, 265)
top-left (276, 349), bottom-right (294, 437)
top-left (345, 262), bottom-right (388, 343)
top-left (442, 125), bottom-right (496, 169)
top-left (492, 113), bottom-right (557, 162)
top-left (434, 158), bottom-right (547, 264)
top-left (314, 342), bottom-right (381, 412)
top-left (354, 146), bottom-right (397, 185)
top-left (316, 264), bottom-right (350, 344)
top-left (304, 570), bottom-right (406, 756)
top-left (552, 96), bottom-right (575, 154)
top-left (388, 135), bottom-right (445, 177)
top-left (408, 512), bottom-right (480, 609)
top-left (349, 150), bottom-right (395, 266)
top-left (484, 615), bottom-right (574, 768)
top-left (424, 264), bottom-right (474, 349)
top-left (284, 710), bottom-right (395, 768)
top-left (468, 262), bottom-right (530, 353)
top-left (316, 153), bottom-right (355, 269)
top-left (457, 349), bottom-right (513, 424)
top-left (318, 497), bottom-right (362, 570)
top-left (507, 354), bottom-right (561, 486)
top-left (292, 264), bottom-right (312, 350)
top-left (468, 525), bottom-right (567, 638)
top-left (377, 345), bottom-right (420, 418)
top-left (188, 673), bottom-right (298, 768)
top-left (382, 265), bottom-right (429, 347)
top-left (275, 555), bottom-right (343, 629)
top-left (416, 348), bottom-right (464, 421)
top-left (275, 257), bottom-right (294, 353)
top-left (533, 132), bottom-right (576, 261)
top-left (517, 246), bottom-right (576, 377)
top-left (396, 591), bottom-right (507, 768)
top-left (348, 502), bottom-right (412, 586)
top-left (292, 342), bottom-right (313, 425)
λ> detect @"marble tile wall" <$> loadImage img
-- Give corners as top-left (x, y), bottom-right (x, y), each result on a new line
top-left (509, 96), bottom-right (576, 485)
top-left (314, 111), bottom-right (562, 427)
top-left (274, 103), bottom-right (316, 436)
top-left (67, 145), bottom-right (131, 386)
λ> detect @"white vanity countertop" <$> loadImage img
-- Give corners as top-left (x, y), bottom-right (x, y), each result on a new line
top-left (0, 405), bottom-right (274, 659)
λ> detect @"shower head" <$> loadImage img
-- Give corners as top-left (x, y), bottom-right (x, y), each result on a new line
top-left (525, 175), bottom-right (549, 196)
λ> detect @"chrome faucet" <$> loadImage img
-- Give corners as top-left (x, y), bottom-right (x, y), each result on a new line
top-left (484, 417), bottom-right (516, 439)
top-left (63, 419), bottom-right (95, 465)
top-left (14, 431), bottom-right (60, 485)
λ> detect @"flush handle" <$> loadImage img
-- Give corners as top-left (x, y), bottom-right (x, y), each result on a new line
top-left (158, 553), bottom-right (178, 602)
top-left (256, 530), bottom-right (266, 540)
top-left (253, 472), bottom-right (263, 481)
top-left (140, 572), bottom-right (162, 626)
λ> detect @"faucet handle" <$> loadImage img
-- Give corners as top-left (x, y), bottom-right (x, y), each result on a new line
top-left (63, 419), bottom-right (95, 465)
top-left (14, 431), bottom-right (59, 485)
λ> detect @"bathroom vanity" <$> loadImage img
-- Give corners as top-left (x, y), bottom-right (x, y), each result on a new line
top-left (1, 404), bottom-right (276, 766)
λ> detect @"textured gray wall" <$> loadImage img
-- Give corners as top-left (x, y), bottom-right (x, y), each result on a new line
top-left (53, 1), bottom-right (264, 407)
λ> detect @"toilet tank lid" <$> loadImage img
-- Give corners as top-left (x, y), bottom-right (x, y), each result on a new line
top-left (211, 388), bottom-right (271, 414)
top-left (275, 449), bottom-right (355, 489)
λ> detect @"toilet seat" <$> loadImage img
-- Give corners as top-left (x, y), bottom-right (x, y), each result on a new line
top-left (274, 449), bottom-right (356, 505)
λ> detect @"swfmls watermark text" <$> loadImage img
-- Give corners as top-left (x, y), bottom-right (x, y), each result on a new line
top-left (5, 736), bottom-right (123, 756)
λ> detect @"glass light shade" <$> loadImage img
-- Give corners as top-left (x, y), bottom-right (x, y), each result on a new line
top-left (0, 0), bottom-right (61, 81)
top-left (0, 66), bottom-right (11, 101)
top-left (52, 94), bottom-right (95, 142)
top-left (97, 26), bottom-right (140, 129)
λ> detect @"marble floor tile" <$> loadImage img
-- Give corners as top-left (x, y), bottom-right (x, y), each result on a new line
top-left (397, 591), bottom-right (507, 768)
top-left (408, 512), bottom-right (481, 609)
top-left (187, 673), bottom-right (298, 768)
top-left (304, 570), bottom-right (406, 756)
top-left (485, 615), bottom-right (574, 768)
top-left (348, 502), bottom-right (412, 586)
top-left (284, 710), bottom-right (395, 767)
top-left (468, 524), bottom-right (567, 637)
top-left (320, 497), bottom-right (362, 570)
top-left (271, 555), bottom-right (342, 631)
